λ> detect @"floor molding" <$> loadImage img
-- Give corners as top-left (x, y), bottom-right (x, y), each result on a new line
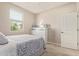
top-left (47, 42), bottom-right (79, 51)
top-left (47, 42), bottom-right (61, 47)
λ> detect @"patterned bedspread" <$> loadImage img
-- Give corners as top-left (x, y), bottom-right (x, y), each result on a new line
top-left (5, 34), bottom-right (45, 56)
top-left (17, 38), bottom-right (45, 56)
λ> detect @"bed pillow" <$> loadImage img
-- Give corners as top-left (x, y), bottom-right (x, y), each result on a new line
top-left (0, 32), bottom-right (8, 45)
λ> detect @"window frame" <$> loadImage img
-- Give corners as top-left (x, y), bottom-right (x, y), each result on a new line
top-left (9, 8), bottom-right (24, 32)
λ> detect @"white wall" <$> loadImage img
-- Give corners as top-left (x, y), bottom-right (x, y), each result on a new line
top-left (77, 3), bottom-right (79, 49)
top-left (0, 3), bottom-right (36, 35)
top-left (36, 3), bottom-right (77, 45)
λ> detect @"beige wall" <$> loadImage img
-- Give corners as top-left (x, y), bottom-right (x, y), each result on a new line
top-left (36, 3), bottom-right (77, 45)
top-left (0, 3), bottom-right (36, 35)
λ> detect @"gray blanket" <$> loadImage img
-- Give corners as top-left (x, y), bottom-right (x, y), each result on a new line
top-left (17, 38), bottom-right (45, 56)
top-left (5, 34), bottom-right (45, 56)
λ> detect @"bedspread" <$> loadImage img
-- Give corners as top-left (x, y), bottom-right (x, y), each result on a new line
top-left (17, 38), bottom-right (45, 56)
top-left (5, 34), bottom-right (45, 56)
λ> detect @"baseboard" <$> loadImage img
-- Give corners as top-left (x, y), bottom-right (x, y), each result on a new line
top-left (47, 42), bottom-right (79, 50)
top-left (47, 42), bottom-right (61, 47)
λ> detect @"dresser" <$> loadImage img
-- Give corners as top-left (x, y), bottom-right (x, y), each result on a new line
top-left (32, 27), bottom-right (48, 44)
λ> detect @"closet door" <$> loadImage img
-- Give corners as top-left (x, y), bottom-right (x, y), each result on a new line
top-left (61, 12), bottom-right (77, 49)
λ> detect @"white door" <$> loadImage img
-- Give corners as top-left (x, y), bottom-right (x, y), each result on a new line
top-left (61, 12), bottom-right (77, 49)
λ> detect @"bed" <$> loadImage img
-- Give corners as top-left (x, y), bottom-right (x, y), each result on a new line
top-left (0, 34), bottom-right (45, 56)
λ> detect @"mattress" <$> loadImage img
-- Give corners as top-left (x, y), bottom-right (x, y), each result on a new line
top-left (0, 34), bottom-right (45, 56)
top-left (7, 34), bottom-right (42, 43)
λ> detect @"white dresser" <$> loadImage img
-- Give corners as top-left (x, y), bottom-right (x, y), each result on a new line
top-left (32, 27), bottom-right (48, 44)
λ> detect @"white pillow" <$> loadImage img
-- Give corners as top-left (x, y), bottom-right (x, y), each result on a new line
top-left (0, 32), bottom-right (8, 45)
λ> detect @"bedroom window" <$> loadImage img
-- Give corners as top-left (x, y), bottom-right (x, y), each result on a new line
top-left (10, 9), bottom-right (23, 32)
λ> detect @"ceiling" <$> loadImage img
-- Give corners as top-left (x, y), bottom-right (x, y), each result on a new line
top-left (12, 2), bottom-right (69, 14)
